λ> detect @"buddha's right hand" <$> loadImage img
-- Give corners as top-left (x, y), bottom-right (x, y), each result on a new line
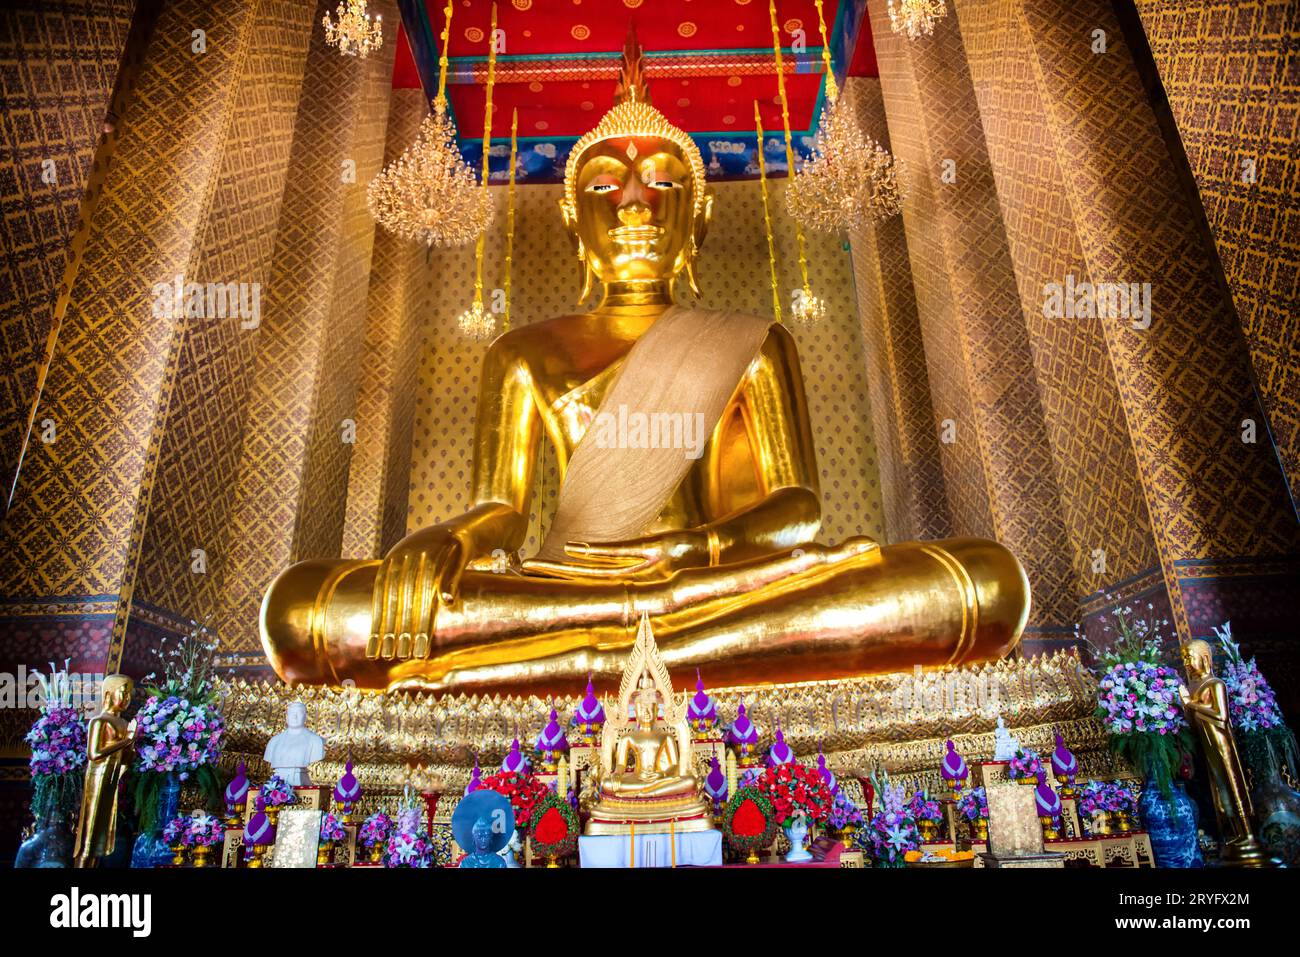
top-left (368, 524), bottom-right (473, 661)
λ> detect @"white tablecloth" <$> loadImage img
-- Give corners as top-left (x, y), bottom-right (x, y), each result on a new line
top-left (578, 830), bottom-right (723, 868)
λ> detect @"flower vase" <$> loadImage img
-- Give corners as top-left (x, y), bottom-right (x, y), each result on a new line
top-left (1138, 768), bottom-right (1202, 868)
top-left (170, 843), bottom-right (186, 866)
top-left (317, 845), bottom-right (331, 866)
top-left (974, 819), bottom-right (988, 842)
top-left (192, 845), bottom-right (212, 868)
top-left (782, 817), bottom-right (812, 863)
top-left (1250, 743), bottom-right (1300, 866)
top-left (1115, 811), bottom-right (1133, 833)
top-left (918, 819), bottom-right (938, 842)
top-left (14, 810), bottom-right (73, 868)
top-left (246, 843), bottom-right (268, 868)
top-left (367, 844), bottom-right (383, 864)
top-left (265, 805), bottom-right (281, 827)
top-left (131, 773), bottom-right (181, 868)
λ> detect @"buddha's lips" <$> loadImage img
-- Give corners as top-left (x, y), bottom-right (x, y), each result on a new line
top-left (609, 224), bottom-right (662, 243)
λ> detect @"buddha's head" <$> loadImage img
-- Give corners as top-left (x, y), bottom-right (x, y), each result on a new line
top-left (1182, 639), bottom-right (1215, 681)
top-left (561, 25), bottom-right (712, 303)
top-left (634, 674), bottom-right (660, 728)
top-left (471, 815), bottom-right (494, 853)
top-left (101, 674), bottom-right (133, 714)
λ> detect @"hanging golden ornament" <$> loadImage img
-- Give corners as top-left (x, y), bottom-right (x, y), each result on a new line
top-left (366, 0), bottom-right (492, 249)
top-left (768, 0), bottom-right (825, 326)
top-left (887, 0), bottom-right (949, 40)
top-left (503, 108), bottom-right (518, 332)
top-left (458, 3), bottom-right (500, 341)
top-left (754, 101), bottom-right (783, 325)
top-left (788, 0), bottom-right (904, 234)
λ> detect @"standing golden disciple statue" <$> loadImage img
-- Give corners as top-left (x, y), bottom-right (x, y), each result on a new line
top-left (73, 674), bottom-right (137, 868)
top-left (260, 28), bottom-right (1030, 697)
top-left (1179, 640), bottom-right (1274, 867)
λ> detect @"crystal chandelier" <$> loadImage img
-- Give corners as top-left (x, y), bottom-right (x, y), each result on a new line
top-left (787, 96), bottom-right (905, 233)
top-left (366, 0), bottom-right (491, 249)
top-left (790, 290), bottom-right (827, 325)
top-left (887, 0), bottom-right (948, 40)
top-left (789, 0), bottom-right (903, 234)
top-left (322, 0), bottom-right (384, 58)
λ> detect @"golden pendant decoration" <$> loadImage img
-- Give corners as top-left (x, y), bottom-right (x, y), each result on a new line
top-left (366, 1), bottom-right (492, 249)
top-left (887, 0), bottom-right (949, 40)
top-left (458, 3), bottom-right (500, 341)
top-left (788, 0), bottom-right (903, 235)
top-left (502, 108), bottom-right (518, 332)
top-left (322, 0), bottom-right (384, 58)
top-left (767, 0), bottom-right (824, 325)
top-left (753, 101), bottom-right (784, 325)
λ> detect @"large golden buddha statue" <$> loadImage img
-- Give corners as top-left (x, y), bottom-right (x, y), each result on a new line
top-left (260, 32), bottom-right (1030, 697)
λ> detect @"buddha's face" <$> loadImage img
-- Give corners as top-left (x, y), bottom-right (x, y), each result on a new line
top-left (568, 136), bottom-right (710, 287)
top-left (1184, 640), bottom-right (1213, 680)
top-left (471, 817), bottom-right (493, 852)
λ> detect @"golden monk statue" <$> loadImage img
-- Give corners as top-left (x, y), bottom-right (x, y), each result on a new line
top-left (74, 675), bottom-right (136, 868)
top-left (260, 30), bottom-right (1029, 696)
top-left (587, 614), bottom-right (711, 835)
top-left (1179, 640), bottom-right (1273, 867)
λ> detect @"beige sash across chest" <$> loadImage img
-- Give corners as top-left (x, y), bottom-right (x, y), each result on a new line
top-left (536, 306), bottom-right (772, 561)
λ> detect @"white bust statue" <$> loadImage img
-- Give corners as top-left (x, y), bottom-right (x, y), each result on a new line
top-left (263, 701), bottom-right (325, 786)
top-left (993, 716), bottom-right (1020, 761)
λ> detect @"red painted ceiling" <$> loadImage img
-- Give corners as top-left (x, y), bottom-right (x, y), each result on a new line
top-left (392, 0), bottom-right (876, 140)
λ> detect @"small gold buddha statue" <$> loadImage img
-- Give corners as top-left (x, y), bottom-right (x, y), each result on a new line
top-left (259, 28), bottom-right (1030, 697)
top-left (1179, 640), bottom-right (1274, 867)
top-left (586, 614), bottom-right (712, 835)
top-left (74, 674), bottom-right (137, 868)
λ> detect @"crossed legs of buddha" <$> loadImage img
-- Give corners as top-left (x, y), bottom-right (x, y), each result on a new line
top-left (261, 536), bottom-right (1029, 695)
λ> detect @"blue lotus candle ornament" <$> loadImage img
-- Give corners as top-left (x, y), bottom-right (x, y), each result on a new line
top-left (704, 750), bottom-right (728, 813)
top-left (1034, 769), bottom-right (1062, 839)
top-left (687, 670), bottom-right (719, 738)
top-left (223, 760), bottom-right (249, 826)
top-left (500, 737), bottom-right (531, 775)
top-left (1050, 729), bottom-right (1078, 795)
top-left (940, 739), bottom-right (968, 794)
top-left (766, 723), bottom-right (795, 767)
top-left (727, 700), bottom-right (761, 768)
top-left (333, 759), bottom-right (362, 822)
top-left (534, 705), bottom-right (569, 772)
top-left (570, 675), bottom-right (606, 745)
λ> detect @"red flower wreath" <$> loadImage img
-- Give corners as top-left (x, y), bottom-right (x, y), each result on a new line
top-left (753, 762), bottom-right (835, 826)
top-left (529, 792), bottom-right (579, 861)
top-left (722, 786), bottom-right (777, 855)
top-left (480, 770), bottom-right (551, 831)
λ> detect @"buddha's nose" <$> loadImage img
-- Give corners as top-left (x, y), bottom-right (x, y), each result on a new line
top-left (617, 202), bottom-right (653, 227)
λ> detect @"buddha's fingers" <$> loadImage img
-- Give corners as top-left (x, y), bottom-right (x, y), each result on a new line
top-left (367, 557), bottom-right (392, 659)
top-left (393, 553), bottom-right (414, 659)
top-left (411, 554), bottom-right (432, 660)
top-left (379, 555), bottom-right (403, 660)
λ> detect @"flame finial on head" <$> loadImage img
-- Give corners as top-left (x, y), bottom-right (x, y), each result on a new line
top-left (614, 21), bottom-right (650, 106)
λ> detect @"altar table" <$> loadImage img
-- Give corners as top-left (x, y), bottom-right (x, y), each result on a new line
top-left (578, 830), bottom-right (723, 868)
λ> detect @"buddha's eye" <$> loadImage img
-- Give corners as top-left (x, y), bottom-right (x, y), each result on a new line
top-left (647, 179), bottom-right (681, 190)
top-left (587, 182), bottom-right (619, 193)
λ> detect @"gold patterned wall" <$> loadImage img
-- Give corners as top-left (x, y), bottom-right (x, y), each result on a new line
top-left (1135, 0), bottom-right (1300, 513)
top-left (407, 175), bottom-right (886, 550)
top-left (1016, 0), bottom-right (1300, 642)
top-left (0, 0), bottom-right (137, 508)
top-left (844, 77), bottom-right (952, 544)
top-left (342, 88), bottom-right (427, 560)
top-left (214, 0), bottom-right (398, 658)
top-left (867, 0), bottom-right (1078, 630)
top-left (0, 0), bottom-right (270, 671)
top-left (956, 0), bottom-right (1161, 596)
top-left (127, 0), bottom-right (317, 665)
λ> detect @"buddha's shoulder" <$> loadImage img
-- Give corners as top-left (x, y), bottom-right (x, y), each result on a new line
top-left (485, 313), bottom-right (594, 356)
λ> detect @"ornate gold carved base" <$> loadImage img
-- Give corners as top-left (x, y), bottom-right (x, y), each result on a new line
top-left (214, 651), bottom-right (1111, 821)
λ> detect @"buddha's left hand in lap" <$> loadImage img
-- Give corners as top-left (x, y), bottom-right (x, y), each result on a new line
top-left (525, 528), bottom-right (710, 581)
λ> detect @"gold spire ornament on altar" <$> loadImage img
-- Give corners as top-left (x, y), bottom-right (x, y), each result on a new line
top-left (887, 0), bottom-right (949, 40)
top-left (767, 0), bottom-right (824, 325)
top-left (457, 3), bottom-right (500, 340)
top-left (322, 0), bottom-right (383, 58)
top-left (787, 0), bottom-right (904, 234)
top-left (366, 1), bottom-right (492, 250)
